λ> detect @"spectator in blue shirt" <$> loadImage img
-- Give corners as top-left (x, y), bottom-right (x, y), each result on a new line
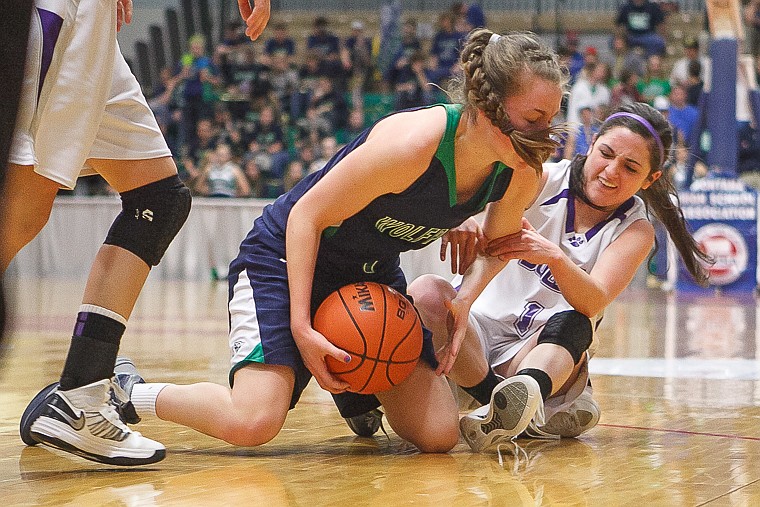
top-left (616, 0), bottom-right (667, 57)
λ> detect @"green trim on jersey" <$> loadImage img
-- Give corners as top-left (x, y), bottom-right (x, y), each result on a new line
top-left (434, 103), bottom-right (463, 207)
top-left (433, 103), bottom-right (511, 211)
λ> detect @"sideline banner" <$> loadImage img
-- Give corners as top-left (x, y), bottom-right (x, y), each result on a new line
top-left (675, 178), bottom-right (758, 293)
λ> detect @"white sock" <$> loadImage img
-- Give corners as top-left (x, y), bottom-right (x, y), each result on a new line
top-left (131, 383), bottom-right (169, 417)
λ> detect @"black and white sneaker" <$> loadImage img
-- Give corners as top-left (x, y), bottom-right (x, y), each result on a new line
top-left (345, 409), bottom-right (385, 437)
top-left (19, 378), bottom-right (165, 466)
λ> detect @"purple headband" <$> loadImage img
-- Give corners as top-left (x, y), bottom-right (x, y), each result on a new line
top-left (605, 112), bottom-right (665, 168)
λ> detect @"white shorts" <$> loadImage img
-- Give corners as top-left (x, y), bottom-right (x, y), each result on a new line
top-left (10, 0), bottom-right (170, 190)
top-left (468, 309), bottom-right (536, 368)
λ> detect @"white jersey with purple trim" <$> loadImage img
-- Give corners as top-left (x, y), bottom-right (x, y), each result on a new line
top-left (466, 159), bottom-right (648, 351)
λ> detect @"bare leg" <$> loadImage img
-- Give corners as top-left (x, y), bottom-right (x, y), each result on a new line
top-left (154, 364), bottom-right (295, 447)
top-left (0, 164), bottom-right (59, 272)
top-left (377, 362), bottom-right (459, 453)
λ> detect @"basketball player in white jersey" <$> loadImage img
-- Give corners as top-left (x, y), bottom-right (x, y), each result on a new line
top-left (4, 0), bottom-right (269, 466)
top-left (406, 103), bottom-right (710, 451)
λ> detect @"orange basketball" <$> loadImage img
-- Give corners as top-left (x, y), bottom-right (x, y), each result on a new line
top-left (313, 282), bottom-right (423, 394)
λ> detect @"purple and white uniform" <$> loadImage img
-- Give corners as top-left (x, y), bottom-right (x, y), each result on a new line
top-left (455, 159), bottom-right (648, 417)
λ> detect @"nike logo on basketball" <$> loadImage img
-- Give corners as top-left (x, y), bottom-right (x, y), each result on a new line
top-left (49, 403), bottom-right (86, 430)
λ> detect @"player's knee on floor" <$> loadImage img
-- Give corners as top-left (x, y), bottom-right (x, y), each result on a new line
top-left (104, 175), bottom-right (191, 266)
top-left (537, 310), bottom-right (592, 364)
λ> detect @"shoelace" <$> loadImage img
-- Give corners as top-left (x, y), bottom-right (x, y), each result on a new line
top-left (496, 441), bottom-right (529, 472)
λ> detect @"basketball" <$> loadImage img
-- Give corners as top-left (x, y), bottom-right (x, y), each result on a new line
top-left (313, 282), bottom-right (423, 394)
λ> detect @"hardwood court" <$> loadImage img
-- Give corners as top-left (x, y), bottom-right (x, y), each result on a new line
top-left (1, 278), bottom-right (759, 506)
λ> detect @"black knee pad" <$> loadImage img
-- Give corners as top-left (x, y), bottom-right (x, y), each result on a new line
top-left (536, 310), bottom-right (592, 364)
top-left (104, 175), bottom-right (191, 266)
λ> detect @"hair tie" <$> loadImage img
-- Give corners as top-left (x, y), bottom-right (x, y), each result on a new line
top-left (489, 33), bottom-right (501, 45)
top-left (605, 112), bottom-right (665, 168)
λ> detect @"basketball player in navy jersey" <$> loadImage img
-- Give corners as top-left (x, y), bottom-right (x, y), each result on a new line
top-left (409, 103), bottom-right (710, 451)
top-left (11, 0), bottom-right (269, 466)
top-left (115, 30), bottom-right (568, 453)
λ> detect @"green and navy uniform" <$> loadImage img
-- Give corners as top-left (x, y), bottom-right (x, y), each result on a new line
top-left (227, 103), bottom-right (514, 417)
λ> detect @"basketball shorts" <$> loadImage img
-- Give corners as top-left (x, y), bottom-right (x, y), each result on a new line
top-left (226, 223), bottom-right (438, 418)
top-left (10, 0), bottom-right (170, 190)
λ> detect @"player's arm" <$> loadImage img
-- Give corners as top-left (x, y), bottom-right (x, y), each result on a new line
top-left (286, 107), bottom-right (445, 392)
top-left (487, 217), bottom-right (655, 317)
top-left (436, 165), bottom-right (540, 375)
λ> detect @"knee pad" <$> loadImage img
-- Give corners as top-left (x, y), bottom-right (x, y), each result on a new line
top-left (536, 310), bottom-right (592, 364)
top-left (105, 175), bottom-right (191, 266)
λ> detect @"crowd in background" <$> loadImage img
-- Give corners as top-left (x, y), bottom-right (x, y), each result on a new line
top-left (69, 0), bottom-right (759, 199)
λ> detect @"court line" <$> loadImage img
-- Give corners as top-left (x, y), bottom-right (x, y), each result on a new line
top-left (599, 423), bottom-right (760, 441)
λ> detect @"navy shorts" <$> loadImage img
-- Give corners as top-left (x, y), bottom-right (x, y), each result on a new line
top-left (226, 222), bottom-right (437, 418)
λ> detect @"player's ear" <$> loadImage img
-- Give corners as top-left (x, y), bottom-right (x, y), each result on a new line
top-left (641, 170), bottom-right (662, 190)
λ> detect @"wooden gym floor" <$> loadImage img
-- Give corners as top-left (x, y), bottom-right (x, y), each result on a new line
top-left (1, 277), bottom-right (759, 506)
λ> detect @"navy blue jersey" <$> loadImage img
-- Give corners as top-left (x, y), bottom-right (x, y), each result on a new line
top-left (235, 103), bottom-right (514, 277)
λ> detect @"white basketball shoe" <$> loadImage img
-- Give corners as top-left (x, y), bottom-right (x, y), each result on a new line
top-left (20, 378), bottom-right (165, 466)
top-left (459, 375), bottom-right (543, 452)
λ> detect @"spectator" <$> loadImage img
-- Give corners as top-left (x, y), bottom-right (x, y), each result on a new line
top-left (685, 59), bottom-right (703, 106)
top-left (637, 54), bottom-right (671, 104)
top-left (394, 51), bottom-right (434, 109)
top-left (222, 45), bottom-right (272, 112)
top-left (186, 117), bottom-right (219, 169)
top-left (176, 35), bottom-right (222, 147)
top-left (670, 36), bottom-right (708, 87)
top-left (284, 143), bottom-right (316, 190)
top-left (342, 20), bottom-right (374, 109)
top-left (615, 0), bottom-right (667, 57)
top-left (269, 53), bottom-right (300, 121)
top-left (215, 21), bottom-right (250, 72)
top-left (667, 85), bottom-right (699, 148)
top-left (566, 62), bottom-right (611, 124)
top-left (609, 33), bottom-right (645, 83)
top-left (565, 31), bottom-right (585, 85)
top-left (295, 105), bottom-right (334, 147)
top-left (744, 0), bottom-right (760, 57)
top-left (430, 11), bottom-right (466, 82)
top-left (610, 68), bottom-right (643, 108)
top-left (264, 21), bottom-right (296, 61)
top-left (387, 18), bottom-right (422, 86)
top-left (309, 136), bottom-right (340, 174)
top-left (293, 50), bottom-right (328, 120)
top-left (196, 143), bottom-right (250, 197)
top-left (308, 76), bottom-right (348, 131)
top-left (340, 108), bottom-right (366, 143)
top-left (563, 105), bottom-right (600, 159)
top-left (307, 16), bottom-right (342, 75)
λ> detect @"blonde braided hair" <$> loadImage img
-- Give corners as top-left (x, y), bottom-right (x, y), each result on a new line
top-left (450, 29), bottom-right (569, 174)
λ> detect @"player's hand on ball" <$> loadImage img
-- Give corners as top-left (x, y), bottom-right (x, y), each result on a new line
top-left (294, 326), bottom-right (351, 394)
